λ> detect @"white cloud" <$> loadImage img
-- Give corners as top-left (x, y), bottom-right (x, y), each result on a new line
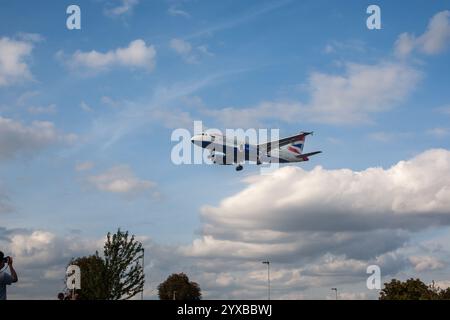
top-left (294, 62), bottom-right (420, 124)
top-left (170, 38), bottom-right (213, 64)
top-left (197, 45), bottom-right (214, 57)
top-left (64, 39), bottom-right (156, 72)
top-left (87, 165), bottom-right (156, 196)
top-left (0, 228), bottom-right (102, 299)
top-left (104, 0), bottom-right (139, 17)
top-left (409, 256), bottom-right (445, 272)
top-left (435, 280), bottom-right (450, 289)
top-left (0, 37), bottom-right (33, 86)
top-left (0, 117), bottom-right (76, 160)
top-left (170, 38), bottom-right (196, 64)
top-left (394, 33), bottom-right (416, 57)
top-left (80, 101), bottom-right (93, 112)
top-left (395, 10), bottom-right (450, 57)
top-left (168, 5), bottom-right (191, 18)
top-left (170, 39), bottom-right (192, 55)
top-left (205, 62), bottom-right (420, 126)
top-left (184, 149), bottom-right (450, 264)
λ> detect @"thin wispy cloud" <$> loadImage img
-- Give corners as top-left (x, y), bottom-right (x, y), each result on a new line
top-left (185, 0), bottom-right (292, 40)
top-left (104, 0), bottom-right (139, 17)
top-left (88, 67), bottom-right (253, 149)
top-left (168, 5), bottom-right (191, 18)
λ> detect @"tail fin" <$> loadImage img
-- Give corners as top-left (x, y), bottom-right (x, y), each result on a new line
top-left (287, 132), bottom-right (312, 155)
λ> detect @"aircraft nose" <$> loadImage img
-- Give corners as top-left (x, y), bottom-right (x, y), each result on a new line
top-left (191, 135), bottom-right (201, 145)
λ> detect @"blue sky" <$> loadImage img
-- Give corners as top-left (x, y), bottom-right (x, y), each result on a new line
top-left (1, 0), bottom-right (450, 299)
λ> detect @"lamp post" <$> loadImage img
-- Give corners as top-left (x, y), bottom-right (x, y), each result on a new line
top-left (262, 261), bottom-right (270, 300)
top-left (141, 248), bottom-right (145, 300)
top-left (331, 288), bottom-right (338, 300)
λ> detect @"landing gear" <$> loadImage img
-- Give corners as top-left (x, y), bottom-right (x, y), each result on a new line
top-left (236, 164), bottom-right (243, 171)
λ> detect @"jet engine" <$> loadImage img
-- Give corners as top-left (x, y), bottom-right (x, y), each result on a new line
top-left (210, 153), bottom-right (233, 165)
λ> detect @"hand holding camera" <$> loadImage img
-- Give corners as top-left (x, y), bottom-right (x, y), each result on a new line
top-left (2, 256), bottom-right (12, 265)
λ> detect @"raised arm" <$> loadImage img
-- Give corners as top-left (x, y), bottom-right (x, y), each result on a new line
top-left (8, 257), bottom-right (18, 283)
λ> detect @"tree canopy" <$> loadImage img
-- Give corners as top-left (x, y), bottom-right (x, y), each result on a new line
top-left (158, 273), bottom-right (201, 300)
top-left (66, 229), bottom-right (144, 300)
top-left (104, 229), bottom-right (145, 300)
top-left (380, 278), bottom-right (450, 300)
top-left (68, 254), bottom-right (109, 300)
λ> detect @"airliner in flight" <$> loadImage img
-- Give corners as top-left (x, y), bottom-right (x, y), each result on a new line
top-left (191, 131), bottom-right (321, 171)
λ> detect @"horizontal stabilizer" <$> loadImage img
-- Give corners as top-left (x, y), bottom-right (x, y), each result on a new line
top-left (296, 150), bottom-right (322, 160)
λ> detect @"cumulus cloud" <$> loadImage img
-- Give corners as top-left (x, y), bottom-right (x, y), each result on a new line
top-left (104, 0), bottom-right (139, 17)
top-left (303, 62), bottom-right (420, 123)
top-left (409, 256), bottom-right (445, 272)
top-left (183, 149), bottom-right (450, 266)
top-left (395, 10), bottom-right (450, 57)
top-left (0, 228), bottom-right (102, 299)
top-left (164, 149), bottom-right (450, 298)
top-left (62, 39), bottom-right (156, 72)
top-left (0, 37), bottom-right (33, 86)
top-left (87, 165), bottom-right (156, 196)
top-left (205, 62), bottom-right (420, 126)
top-left (0, 117), bottom-right (76, 160)
top-left (196, 12), bottom-right (450, 127)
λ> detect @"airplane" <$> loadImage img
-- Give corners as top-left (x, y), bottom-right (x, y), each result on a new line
top-left (191, 131), bottom-right (321, 171)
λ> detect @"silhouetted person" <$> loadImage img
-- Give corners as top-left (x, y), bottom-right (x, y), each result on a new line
top-left (57, 292), bottom-right (65, 300)
top-left (0, 251), bottom-right (18, 300)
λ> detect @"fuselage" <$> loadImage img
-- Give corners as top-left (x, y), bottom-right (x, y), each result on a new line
top-left (190, 133), bottom-right (306, 164)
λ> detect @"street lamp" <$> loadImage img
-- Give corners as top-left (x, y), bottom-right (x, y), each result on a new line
top-left (331, 288), bottom-right (338, 300)
top-left (262, 261), bottom-right (270, 300)
top-left (141, 248), bottom-right (145, 300)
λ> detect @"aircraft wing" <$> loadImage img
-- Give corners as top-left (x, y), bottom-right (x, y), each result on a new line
top-left (258, 132), bottom-right (313, 153)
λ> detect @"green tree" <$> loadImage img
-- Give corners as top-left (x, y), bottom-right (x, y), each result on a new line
top-left (379, 278), bottom-right (446, 300)
top-left (68, 254), bottom-right (109, 300)
top-left (158, 273), bottom-right (201, 300)
top-left (103, 229), bottom-right (145, 300)
top-left (65, 229), bottom-right (145, 300)
top-left (439, 287), bottom-right (450, 299)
